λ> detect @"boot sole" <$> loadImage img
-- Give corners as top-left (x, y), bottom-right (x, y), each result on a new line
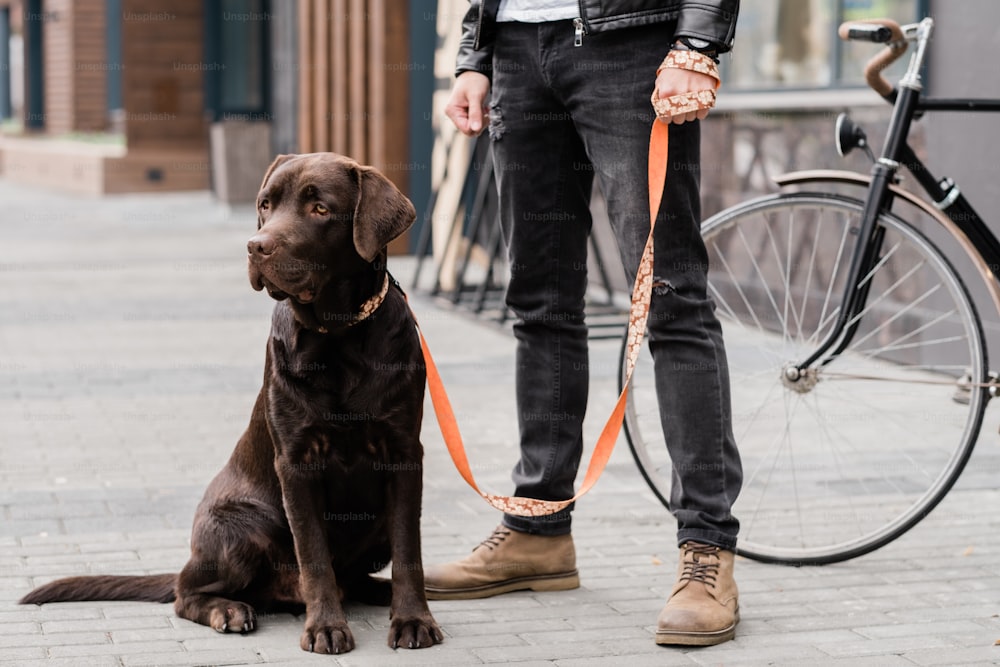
top-left (425, 570), bottom-right (580, 600)
top-left (655, 611), bottom-right (739, 647)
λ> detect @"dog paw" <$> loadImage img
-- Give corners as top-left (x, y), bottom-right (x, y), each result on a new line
top-left (301, 620), bottom-right (355, 654)
top-left (388, 613), bottom-right (444, 649)
top-left (209, 602), bottom-right (257, 634)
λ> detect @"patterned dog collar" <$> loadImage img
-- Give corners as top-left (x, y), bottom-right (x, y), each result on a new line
top-left (348, 273), bottom-right (390, 327)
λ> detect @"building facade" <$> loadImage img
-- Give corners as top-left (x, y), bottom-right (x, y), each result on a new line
top-left (0, 0), bottom-right (436, 249)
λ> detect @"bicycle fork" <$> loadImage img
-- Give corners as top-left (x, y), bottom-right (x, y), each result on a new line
top-left (788, 153), bottom-right (915, 384)
top-left (787, 23), bottom-right (931, 387)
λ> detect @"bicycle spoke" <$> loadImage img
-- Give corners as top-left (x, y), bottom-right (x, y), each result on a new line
top-left (738, 223), bottom-right (789, 336)
top-left (780, 388), bottom-right (806, 547)
top-left (811, 209), bottom-right (853, 348)
top-left (847, 280), bottom-right (938, 349)
top-left (801, 388), bottom-right (868, 538)
top-left (796, 211), bottom-right (824, 345)
top-left (735, 379), bottom-right (786, 484)
top-left (710, 238), bottom-right (767, 333)
top-left (741, 391), bottom-right (802, 542)
top-left (814, 385), bottom-right (946, 490)
top-left (763, 209), bottom-right (798, 343)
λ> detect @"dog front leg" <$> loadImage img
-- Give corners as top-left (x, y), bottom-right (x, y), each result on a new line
top-left (386, 449), bottom-right (443, 649)
top-left (276, 464), bottom-right (354, 654)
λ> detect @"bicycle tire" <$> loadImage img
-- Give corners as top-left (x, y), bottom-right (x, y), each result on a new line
top-left (621, 192), bottom-right (990, 565)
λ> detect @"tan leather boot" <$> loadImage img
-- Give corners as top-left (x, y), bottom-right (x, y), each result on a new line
top-left (655, 542), bottom-right (739, 646)
top-left (423, 525), bottom-right (579, 600)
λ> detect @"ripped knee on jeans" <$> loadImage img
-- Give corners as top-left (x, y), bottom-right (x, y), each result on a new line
top-left (652, 276), bottom-right (674, 296)
top-left (488, 101), bottom-right (506, 140)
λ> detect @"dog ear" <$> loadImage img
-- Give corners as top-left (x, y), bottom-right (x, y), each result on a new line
top-left (352, 165), bottom-right (417, 262)
top-left (260, 154), bottom-right (296, 191)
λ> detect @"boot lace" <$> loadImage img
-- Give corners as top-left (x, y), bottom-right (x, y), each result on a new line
top-left (678, 542), bottom-right (720, 588)
top-left (476, 526), bottom-right (511, 551)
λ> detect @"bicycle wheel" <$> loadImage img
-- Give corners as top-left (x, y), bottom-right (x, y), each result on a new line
top-left (622, 192), bottom-right (989, 564)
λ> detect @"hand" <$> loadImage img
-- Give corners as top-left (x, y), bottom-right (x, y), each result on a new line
top-left (445, 71), bottom-right (492, 136)
top-left (654, 67), bottom-right (717, 125)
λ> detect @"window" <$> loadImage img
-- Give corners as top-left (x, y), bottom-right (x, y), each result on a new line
top-left (726, 0), bottom-right (925, 90)
top-left (204, 0), bottom-right (271, 121)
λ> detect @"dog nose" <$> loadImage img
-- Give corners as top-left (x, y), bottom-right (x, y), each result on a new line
top-left (247, 234), bottom-right (276, 256)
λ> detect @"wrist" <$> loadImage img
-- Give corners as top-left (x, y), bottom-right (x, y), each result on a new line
top-left (672, 37), bottom-right (720, 63)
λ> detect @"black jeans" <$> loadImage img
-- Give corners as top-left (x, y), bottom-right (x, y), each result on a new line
top-left (490, 19), bottom-right (742, 550)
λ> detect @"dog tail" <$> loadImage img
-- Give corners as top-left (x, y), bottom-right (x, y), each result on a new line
top-left (20, 573), bottom-right (177, 605)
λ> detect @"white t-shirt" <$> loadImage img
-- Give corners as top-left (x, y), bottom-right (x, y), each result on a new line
top-left (496, 0), bottom-right (579, 23)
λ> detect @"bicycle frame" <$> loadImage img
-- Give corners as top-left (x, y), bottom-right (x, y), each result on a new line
top-left (793, 17), bottom-right (1000, 375)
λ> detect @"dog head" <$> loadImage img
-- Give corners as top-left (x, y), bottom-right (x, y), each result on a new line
top-left (247, 153), bottom-right (415, 304)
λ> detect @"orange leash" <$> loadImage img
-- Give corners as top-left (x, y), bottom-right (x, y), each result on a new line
top-left (414, 52), bottom-right (720, 517)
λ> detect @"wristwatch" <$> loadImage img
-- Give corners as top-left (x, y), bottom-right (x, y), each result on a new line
top-left (672, 36), bottom-right (720, 63)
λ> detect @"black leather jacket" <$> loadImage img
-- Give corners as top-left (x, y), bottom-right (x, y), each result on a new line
top-left (456, 0), bottom-right (740, 78)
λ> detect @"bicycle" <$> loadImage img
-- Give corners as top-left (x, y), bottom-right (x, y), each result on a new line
top-left (621, 16), bottom-right (1000, 565)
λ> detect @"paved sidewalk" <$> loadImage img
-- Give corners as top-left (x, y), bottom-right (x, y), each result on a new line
top-left (0, 179), bottom-right (998, 666)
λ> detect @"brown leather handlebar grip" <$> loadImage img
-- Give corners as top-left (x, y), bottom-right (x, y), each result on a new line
top-left (838, 18), bottom-right (907, 97)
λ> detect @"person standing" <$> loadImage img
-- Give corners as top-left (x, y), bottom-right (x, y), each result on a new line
top-left (425, 0), bottom-right (743, 646)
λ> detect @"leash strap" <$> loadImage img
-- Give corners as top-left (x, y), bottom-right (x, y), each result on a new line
top-left (414, 52), bottom-right (720, 517)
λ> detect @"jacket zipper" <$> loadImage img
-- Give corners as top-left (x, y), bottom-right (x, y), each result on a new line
top-left (574, 0), bottom-right (589, 46)
top-left (474, 1), bottom-right (486, 51)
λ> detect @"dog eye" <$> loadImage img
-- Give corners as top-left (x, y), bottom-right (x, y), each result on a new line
top-left (314, 203), bottom-right (329, 215)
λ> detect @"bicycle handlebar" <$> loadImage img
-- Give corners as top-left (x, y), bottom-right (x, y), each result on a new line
top-left (838, 18), bottom-right (907, 98)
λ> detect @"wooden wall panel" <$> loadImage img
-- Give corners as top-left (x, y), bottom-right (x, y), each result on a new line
top-left (297, 0), bottom-right (410, 197)
top-left (296, 0), bottom-right (313, 155)
top-left (120, 0), bottom-right (207, 151)
top-left (367, 0), bottom-right (384, 167)
top-left (330, 0), bottom-right (347, 153)
top-left (347, 0), bottom-right (365, 161)
top-left (312, 0), bottom-right (330, 150)
top-left (72, 0), bottom-right (108, 132)
top-left (42, 0), bottom-right (72, 134)
top-left (40, 0), bottom-right (110, 133)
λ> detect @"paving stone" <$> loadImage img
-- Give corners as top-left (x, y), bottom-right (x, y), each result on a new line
top-left (474, 639), bottom-right (662, 662)
top-left (765, 610), bottom-right (895, 632)
top-left (567, 611), bottom-right (663, 631)
top-left (41, 614), bottom-right (172, 633)
top-left (518, 626), bottom-right (651, 645)
top-left (120, 649), bottom-right (263, 666)
top-left (46, 640), bottom-right (184, 658)
top-left (852, 620), bottom-right (988, 640)
top-left (902, 645), bottom-right (1000, 666)
top-left (556, 654), bottom-right (699, 667)
top-left (431, 632), bottom-right (528, 650)
top-left (100, 603), bottom-right (178, 619)
top-left (685, 644), bottom-right (833, 665)
top-left (111, 626), bottom-right (221, 643)
top-left (9, 501), bottom-right (110, 520)
top-left (9, 658), bottom-right (122, 667)
top-left (25, 550), bottom-right (138, 566)
top-left (444, 617), bottom-right (574, 637)
top-left (816, 635), bottom-right (958, 658)
top-left (0, 620), bottom-right (40, 634)
top-left (0, 520), bottom-right (62, 537)
top-left (0, 629), bottom-right (111, 649)
top-left (0, 647), bottom-right (48, 663)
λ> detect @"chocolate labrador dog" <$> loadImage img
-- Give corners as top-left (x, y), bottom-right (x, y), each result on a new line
top-left (20, 153), bottom-right (443, 654)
